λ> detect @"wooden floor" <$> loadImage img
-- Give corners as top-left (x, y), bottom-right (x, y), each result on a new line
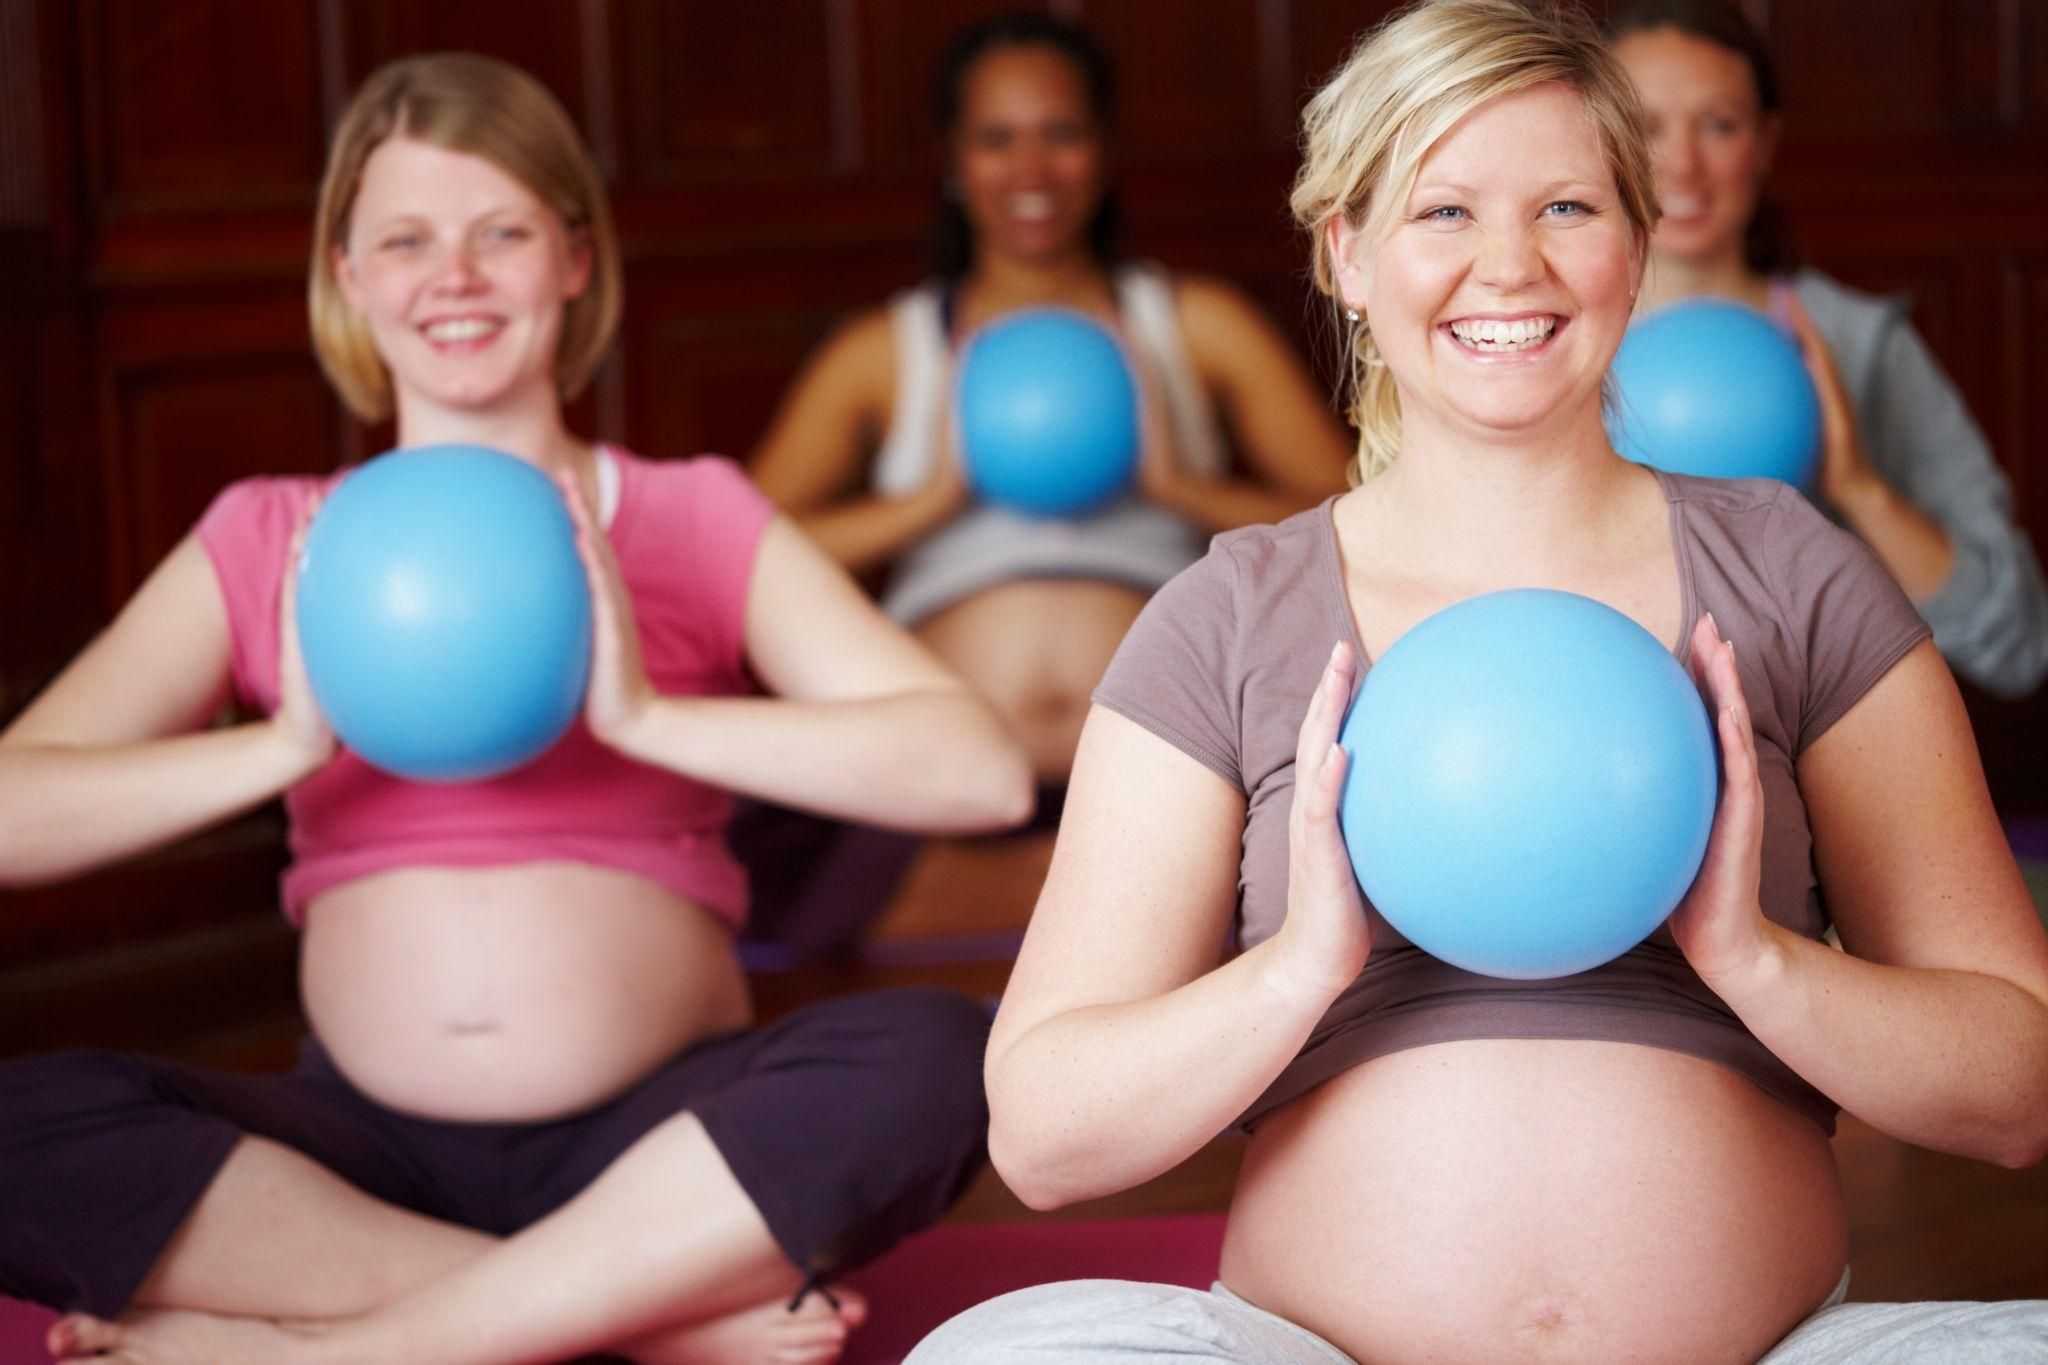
top-left (2, 828), bottom-right (2044, 1307)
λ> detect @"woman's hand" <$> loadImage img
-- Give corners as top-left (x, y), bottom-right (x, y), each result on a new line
top-left (1128, 345), bottom-right (1193, 510)
top-left (560, 475), bottom-right (658, 752)
top-left (924, 382), bottom-right (975, 519)
top-left (272, 491), bottom-right (336, 775)
top-left (1266, 641), bottom-right (1374, 1001)
top-left (1778, 287), bottom-right (1880, 506)
top-left (1667, 614), bottom-right (1775, 988)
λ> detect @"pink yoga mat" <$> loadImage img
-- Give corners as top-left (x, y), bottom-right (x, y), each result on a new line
top-left (0, 1214), bottom-right (1226, 1365)
top-left (0, 1298), bottom-right (51, 1365)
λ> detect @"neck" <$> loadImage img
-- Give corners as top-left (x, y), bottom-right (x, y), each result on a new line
top-left (393, 388), bottom-right (590, 481)
top-left (964, 248), bottom-right (1109, 311)
top-left (1357, 404), bottom-right (1645, 585)
top-left (1639, 243), bottom-right (1766, 314)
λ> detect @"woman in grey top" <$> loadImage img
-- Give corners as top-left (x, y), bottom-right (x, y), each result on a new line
top-left (1610, 0), bottom-right (2048, 698)
top-left (910, 2), bottom-right (2048, 1362)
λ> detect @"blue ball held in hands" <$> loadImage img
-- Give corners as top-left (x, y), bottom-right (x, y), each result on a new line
top-left (955, 307), bottom-right (1140, 517)
top-left (295, 445), bottom-right (592, 782)
top-left (1609, 298), bottom-right (1822, 489)
top-left (1337, 589), bottom-right (1717, 980)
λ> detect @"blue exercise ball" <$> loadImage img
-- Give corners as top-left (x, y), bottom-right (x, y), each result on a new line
top-left (1337, 589), bottom-right (1716, 980)
top-left (296, 445), bottom-right (592, 782)
top-left (1609, 298), bottom-right (1822, 489)
top-left (955, 308), bottom-right (1140, 517)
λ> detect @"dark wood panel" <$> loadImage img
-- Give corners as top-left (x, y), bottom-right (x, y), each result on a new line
top-left (84, 0), bottom-right (325, 217)
top-left (628, 308), bottom-right (839, 463)
top-left (338, 0), bottom-right (589, 124)
top-left (1765, 0), bottom-right (1951, 135)
top-left (1078, 0), bottom-right (1273, 162)
top-left (614, 0), bottom-right (855, 186)
top-left (104, 351), bottom-right (339, 604)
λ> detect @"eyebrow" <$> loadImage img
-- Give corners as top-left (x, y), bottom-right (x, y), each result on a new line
top-left (1408, 178), bottom-right (1607, 199)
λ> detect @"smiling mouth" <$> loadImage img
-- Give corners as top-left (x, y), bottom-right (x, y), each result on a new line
top-left (1446, 315), bottom-right (1560, 353)
top-left (420, 318), bottom-right (503, 345)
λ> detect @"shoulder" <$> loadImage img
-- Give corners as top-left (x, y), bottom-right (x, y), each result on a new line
top-left (1168, 270), bottom-right (1274, 339)
top-left (612, 448), bottom-right (771, 518)
top-left (197, 472), bottom-right (332, 559)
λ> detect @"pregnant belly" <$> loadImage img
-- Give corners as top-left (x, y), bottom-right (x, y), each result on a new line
top-left (299, 862), bottom-right (750, 1123)
top-left (1221, 1039), bottom-right (1847, 1365)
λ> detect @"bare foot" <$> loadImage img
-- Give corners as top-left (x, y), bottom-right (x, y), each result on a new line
top-left (638, 1286), bottom-right (869, 1365)
top-left (48, 1306), bottom-right (324, 1365)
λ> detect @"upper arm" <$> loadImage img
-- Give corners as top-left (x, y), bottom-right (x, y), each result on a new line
top-left (1799, 639), bottom-right (2048, 1004)
top-left (748, 310), bottom-right (896, 512)
top-left (1177, 277), bottom-right (1352, 496)
top-left (989, 705), bottom-right (1245, 1065)
top-left (0, 534), bottom-right (235, 748)
top-left (739, 514), bottom-right (961, 702)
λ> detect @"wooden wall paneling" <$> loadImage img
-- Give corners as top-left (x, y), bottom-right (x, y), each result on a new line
top-left (1765, 1), bottom-right (1951, 138)
top-left (96, 295), bottom-right (338, 605)
top-left (613, 0), bottom-right (857, 188)
top-left (336, 0), bottom-right (589, 121)
top-left (1075, 0), bottom-right (1271, 166)
top-left (81, 0), bottom-right (327, 219)
top-left (629, 307), bottom-right (836, 466)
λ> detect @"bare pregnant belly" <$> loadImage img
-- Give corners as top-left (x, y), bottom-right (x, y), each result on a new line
top-left (1221, 1039), bottom-right (1847, 1365)
top-left (299, 862), bottom-right (750, 1123)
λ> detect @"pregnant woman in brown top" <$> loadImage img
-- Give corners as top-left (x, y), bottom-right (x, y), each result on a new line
top-left (909, 2), bottom-right (2048, 1362)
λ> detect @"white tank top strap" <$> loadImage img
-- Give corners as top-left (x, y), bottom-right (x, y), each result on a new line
top-left (1113, 262), bottom-right (1228, 477)
top-left (871, 283), bottom-right (951, 497)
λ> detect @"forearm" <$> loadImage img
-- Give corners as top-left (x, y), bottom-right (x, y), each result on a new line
top-left (0, 723), bottom-right (317, 885)
top-left (1714, 923), bottom-right (2048, 1166)
top-left (611, 688), bottom-right (1030, 833)
top-left (794, 484), bottom-right (959, 574)
top-left (1150, 474), bottom-right (1325, 535)
top-left (1830, 472), bottom-right (1955, 603)
top-left (990, 938), bottom-right (1335, 1209)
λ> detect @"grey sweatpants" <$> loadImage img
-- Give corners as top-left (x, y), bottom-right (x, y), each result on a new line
top-left (904, 1273), bottom-right (2048, 1364)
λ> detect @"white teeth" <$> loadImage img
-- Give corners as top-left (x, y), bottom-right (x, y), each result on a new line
top-left (1448, 316), bottom-right (1556, 351)
top-left (423, 318), bottom-right (499, 343)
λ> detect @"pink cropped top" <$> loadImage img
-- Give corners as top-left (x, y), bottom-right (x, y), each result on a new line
top-left (196, 447), bottom-right (776, 929)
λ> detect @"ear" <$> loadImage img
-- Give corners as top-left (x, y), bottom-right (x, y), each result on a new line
top-left (1325, 215), bottom-right (1371, 314)
top-left (563, 226), bottom-right (594, 302)
top-left (331, 244), bottom-right (366, 313)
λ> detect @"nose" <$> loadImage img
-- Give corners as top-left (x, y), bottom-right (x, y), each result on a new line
top-left (428, 240), bottom-right (485, 294)
top-left (1656, 126), bottom-right (1702, 185)
top-left (1472, 221), bottom-right (1544, 294)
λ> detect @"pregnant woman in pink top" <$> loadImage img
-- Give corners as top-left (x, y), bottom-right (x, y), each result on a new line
top-left (0, 53), bottom-right (1029, 1365)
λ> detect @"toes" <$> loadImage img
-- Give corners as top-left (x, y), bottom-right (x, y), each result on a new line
top-left (49, 1312), bottom-right (125, 1357)
top-left (830, 1287), bottom-right (869, 1330)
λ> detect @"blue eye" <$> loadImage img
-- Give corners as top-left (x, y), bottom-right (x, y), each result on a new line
top-left (1421, 206), bottom-right (1468, 223)
top-left (1543, 201), bottom-right (1593, 218)
top-left (380, 234), bottom-right (421, 251)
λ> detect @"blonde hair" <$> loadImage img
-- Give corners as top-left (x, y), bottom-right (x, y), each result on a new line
top-left (310, 53), bottom-right (622, 423)
top-left (1291, 0), bottom-right (1659, 483)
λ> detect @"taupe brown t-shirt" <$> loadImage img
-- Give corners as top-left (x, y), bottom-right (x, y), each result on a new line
top-left (1093, 471), bottom-right (1931, 1133)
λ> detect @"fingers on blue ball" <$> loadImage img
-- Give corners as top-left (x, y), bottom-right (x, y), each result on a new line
top-left (1609, 299), bottom-right (1822, 489)
top-left (1336, 590), bottom-right (1717, 979)
top-left (295, 445), bottom-right (592, 782)
top-left (956, 308), bottom-right (1140, 517)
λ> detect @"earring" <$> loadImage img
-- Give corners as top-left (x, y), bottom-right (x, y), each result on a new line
top-left (1345, 307), bottom-right (1360, 322)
